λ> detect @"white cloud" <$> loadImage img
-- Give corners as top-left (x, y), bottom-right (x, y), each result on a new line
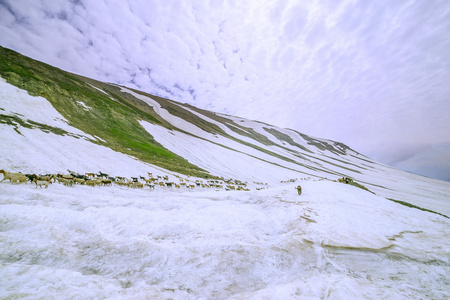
top-left (393, 143), bottom-right (450, 182)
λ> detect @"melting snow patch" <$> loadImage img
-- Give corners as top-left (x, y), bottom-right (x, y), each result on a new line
top-left (76, 101), bottom-right (91, 111)
top-left (86, 82), bottom-right (108, 95)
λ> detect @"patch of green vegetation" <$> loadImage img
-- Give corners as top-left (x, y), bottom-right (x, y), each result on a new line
top-left (287, 128), bottom-right (355, 156)
top-left (302, 153), bottom-right (362, 174)
top-left (0, 114), bottom-right (71, 136)
top-left (338, 177), bottom-right (375, 194)
top-left (0, 46), bottom-right (212, 178)
top-left (387, 198), bottom-right (449, 219)
top-left (347, 181), bottom-right (374, 194)
top-left (263, 127), bottom-right (312, 153)
top-left (130, 88), bottom-right (227, 135)
top-left (350, 154), bottom-right (378, 165)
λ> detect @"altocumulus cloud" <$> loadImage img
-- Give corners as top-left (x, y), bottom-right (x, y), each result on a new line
top-left (1, 0), bottom-right (450, 181)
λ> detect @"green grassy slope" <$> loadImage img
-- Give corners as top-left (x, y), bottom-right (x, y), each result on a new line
top-left (0, 46), bottom-right (210, 177)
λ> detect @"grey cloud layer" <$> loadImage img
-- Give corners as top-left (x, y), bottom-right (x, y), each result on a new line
top-left (1, 0), bottom-right (449, 180)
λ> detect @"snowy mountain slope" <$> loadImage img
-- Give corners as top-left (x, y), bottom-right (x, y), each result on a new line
top-left (1, 46), bottom-right (450, 216)
top-left (1, 46), bottom-right (450, 299)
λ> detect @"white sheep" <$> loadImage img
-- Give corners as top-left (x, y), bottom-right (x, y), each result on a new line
top-left (34, 179), bottom-right (51, 188)
top-left (0, 170), bottom-right (28, 184)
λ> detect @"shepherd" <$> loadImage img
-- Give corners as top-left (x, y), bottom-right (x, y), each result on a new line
top-left (296, 185), bottom-right (302, 195)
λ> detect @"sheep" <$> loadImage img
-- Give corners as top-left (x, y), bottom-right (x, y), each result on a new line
top-left (33, 179), bottom-right (51, 188)
top-left (86, 179), bottom-right (101, 186)
top-left (74, 178), bottom-right (85, 185)
top-left (55, 177), bottom-right (66, 184)
top-left (62, 179), bottom-right (74, 187)
top-left (57, 173), bottom-right (74, 180)
top-left (37, 175), bottom-right (54, 182)
top-left (144, 178), bottom-right (157, 184)
top-left (97, 171), bottom-right (108, 178)
top-left (130, 182), bottom-right (143, 188)
top-left (165, 182), bottom-right (174, 187)
top-left (0, 170), bottom-right (28, 184)
top-left (100, 178), bottom-right (112, 186)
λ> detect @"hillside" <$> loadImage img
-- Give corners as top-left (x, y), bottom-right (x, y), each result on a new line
top-left (1, 46), bottom-right (449, 216)
top-left (1, 46), bottom-right (450, 299)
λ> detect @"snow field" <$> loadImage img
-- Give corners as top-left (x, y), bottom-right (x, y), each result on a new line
top-left (0, 180), bottom-right (448, 299)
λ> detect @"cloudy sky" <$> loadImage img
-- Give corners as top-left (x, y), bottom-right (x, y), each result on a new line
top-left (1, 0), bottom-right (449, 181)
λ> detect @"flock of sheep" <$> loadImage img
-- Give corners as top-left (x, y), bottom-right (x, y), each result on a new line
top-left (1, 170), bottom-right (351, 198)
top-left (0, 169), bottom-right (251, 191)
